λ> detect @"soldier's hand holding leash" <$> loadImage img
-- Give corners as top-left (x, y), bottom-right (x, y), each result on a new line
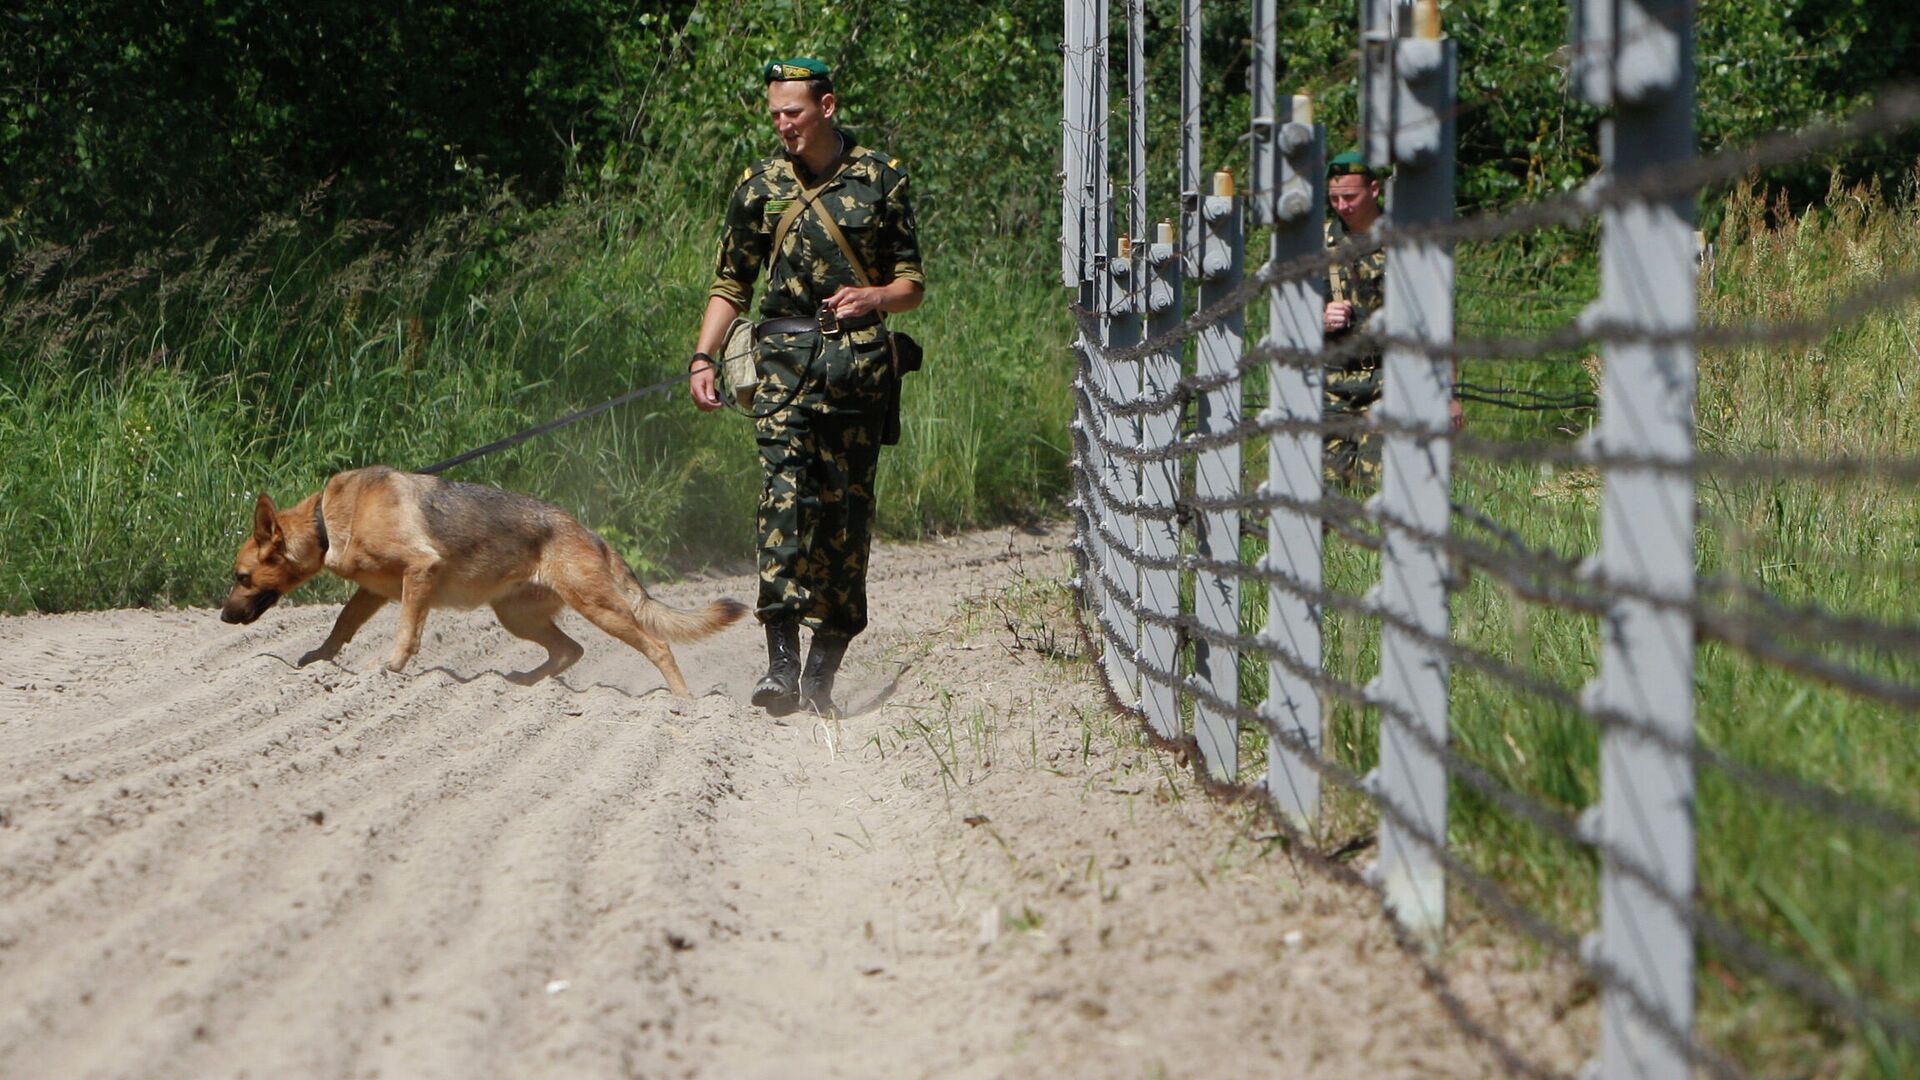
top-left (688, 295), bottom-right (741, 412)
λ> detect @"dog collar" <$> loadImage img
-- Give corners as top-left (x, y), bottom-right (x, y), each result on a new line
top-left (312, 492), bottom-right (330, 555)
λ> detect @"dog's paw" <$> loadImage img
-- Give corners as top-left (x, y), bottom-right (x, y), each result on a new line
top-left (504, 670), bottom-right (543, 687)
top-left (297, 648), bottom-right (336, 668)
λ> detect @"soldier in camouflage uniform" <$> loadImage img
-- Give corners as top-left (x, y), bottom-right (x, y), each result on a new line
top-left (1323, 152), bottom-right (1389, 486)
top-left (687, 57), bottom-right (924, 717)
top-left (1323, 152), bottom-right (1463, 486)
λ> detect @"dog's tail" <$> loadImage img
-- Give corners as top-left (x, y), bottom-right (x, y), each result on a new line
top-left (612, 558), bottom-right (749, 643)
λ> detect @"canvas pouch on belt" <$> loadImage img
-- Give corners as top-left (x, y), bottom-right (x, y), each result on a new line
top-left (721, 316), bottom-right (758, 409)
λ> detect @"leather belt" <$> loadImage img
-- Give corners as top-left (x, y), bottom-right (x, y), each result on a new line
top-left (754, 312), bottom-right (882, 340)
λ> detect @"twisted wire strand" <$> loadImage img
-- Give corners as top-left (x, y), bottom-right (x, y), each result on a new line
top-left (1114, 474), bottom-right (1920, 850)
top-left (1069, 414), bottom-right (1920, 846)
top-left (1083, 369), bottom-right (1920, 709)
top-left (1083, 85), bottom-right (1920, 369)
top-left (1065, 20), bottom-right (1920, 1070)
top-left (1447, 493), bottom-right (1920, 658)
top-left (1359, 487), bottom-right (1920, 710)
top-left (1465, 507), bottom-right (1920, 664)
top-left (1454, 382), bottom-right (1597, 407)
top-left (1072, 482), bottom-right (1920, 1052)
top-left (1454, 392), bottom-right (1594, 412)
top-left (1076, 259), bottom-right (1920, 432)
top-left (1070, 532), bottom-right (1749, 1080)
top-left (1076, 605), bottom-right (1578, 1080)
top-left (1080, 374), bottom-right (1920, 682)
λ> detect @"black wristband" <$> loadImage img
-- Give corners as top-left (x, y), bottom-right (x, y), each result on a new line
top-left (689, 351), bottom-right (715, 373)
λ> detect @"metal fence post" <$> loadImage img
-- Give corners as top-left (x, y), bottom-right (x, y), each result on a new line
top-left (1573, 0), bottom-right (1700, 1074)
top-left (1101, 277), bottom-right (1143, 706)
top-left (1089, 0), bottom-right (1140, 701)
top-left (1262, 93), bottom-right (1329, 831)
top-left (1366, 0), bottom-right (1456, 943)
top-left (1194, 170), bottom-right (1244, 780)
top-left (1179, 0), bottom-right (1243, 775)
top-left (1088, 0), bottom-right (1109, 305)
top-left (1125, 0), bottom-right (1147, 251)
top-left (1062, 0), bottom-right (1092, 291)
top-left (1141, 222), bottom-right (1183, 741)
top-left (1068, 0), bottom-right (1114, 648)
top-left (1103, 0), bottom-right (1155, 717)
top-left (1180, 0), bottom-right (1203, 281)
top-left (1248, 0), bottom-right (1277, 230)
top-left (1063, 0), bottom-right (1091, 605)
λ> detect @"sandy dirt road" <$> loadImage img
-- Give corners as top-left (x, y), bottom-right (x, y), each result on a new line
top-left (0, 524), bottom-right (1589, 1078)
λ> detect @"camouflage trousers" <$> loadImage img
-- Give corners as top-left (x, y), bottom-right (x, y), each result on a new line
top-left (755, 405), bottom-right (886, 637)
top-left (1323, 367), bottom-right (1383, 488)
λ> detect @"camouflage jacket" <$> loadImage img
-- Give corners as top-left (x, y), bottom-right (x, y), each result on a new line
top-left (1326, 219), bottom-right (1385, 378)
top-left (709, 135), bottom-right (924, 415)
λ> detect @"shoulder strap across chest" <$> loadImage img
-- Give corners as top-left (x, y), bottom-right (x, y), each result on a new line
top-left (768, 148), bottom-right (874, 288)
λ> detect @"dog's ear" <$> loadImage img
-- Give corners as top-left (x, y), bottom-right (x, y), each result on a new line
top-left (252, 492), bottom-right (284, 548)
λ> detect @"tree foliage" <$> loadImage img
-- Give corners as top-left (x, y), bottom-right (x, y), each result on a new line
top-left (1171, 0), bottom-right (1919, 214)
top-left (2, 0), bottom-right (1914, 260)
top-left (1, 0), bottom-right (693, 253)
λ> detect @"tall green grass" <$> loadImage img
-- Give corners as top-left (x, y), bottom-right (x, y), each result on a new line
top-left (0, 188), bottom-right (1073, 612)
top-left (1205, 180), bottom-right (1919, 1076)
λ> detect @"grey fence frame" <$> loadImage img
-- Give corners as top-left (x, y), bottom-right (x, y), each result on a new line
top-left (1062, 1), bottom-right (1920, 1077)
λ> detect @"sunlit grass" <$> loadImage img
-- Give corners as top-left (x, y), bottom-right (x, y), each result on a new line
top-left (0, 178), bottom-right (1072, 612)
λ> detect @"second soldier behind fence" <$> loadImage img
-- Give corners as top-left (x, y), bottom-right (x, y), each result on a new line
top-left (1323, 151), bottom-right (1463, 486)
top-left (1323, 151), bottom-right (1389, 486)
top-left (687, 57), bottom-right (925, 718)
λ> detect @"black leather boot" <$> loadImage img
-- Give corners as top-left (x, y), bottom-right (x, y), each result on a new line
top-left (799, 633), bottom-right (850, 714)
top-left (751, 621), bottom-right (801, 715)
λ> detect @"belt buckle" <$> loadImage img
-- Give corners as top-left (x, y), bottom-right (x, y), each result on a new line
top-left (816, 301), bottom-right (842, 338)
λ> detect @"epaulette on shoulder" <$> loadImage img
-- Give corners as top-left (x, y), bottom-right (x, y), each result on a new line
top-left (741, 156), bottom-right (784, 185)
top-left (856, 146), bottom-right (907, 181)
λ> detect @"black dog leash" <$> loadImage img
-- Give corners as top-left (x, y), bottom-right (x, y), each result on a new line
top-left (417, 369), bottom-right (698, 476)
top-left (416, 315), bottom-right (850, 476)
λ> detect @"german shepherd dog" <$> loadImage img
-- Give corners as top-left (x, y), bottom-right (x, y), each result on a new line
top-left (220, 467), bottom-right (746, 695)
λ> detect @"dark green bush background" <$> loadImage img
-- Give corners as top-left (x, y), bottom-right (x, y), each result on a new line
top-left (5, 0), bottom-right (1916, 259)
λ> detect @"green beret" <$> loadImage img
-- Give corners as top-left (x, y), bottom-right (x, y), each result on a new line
top-left (1327, 151), bottom-right (1381, 178)
top-left (764, 57), bottom-right (831, 83)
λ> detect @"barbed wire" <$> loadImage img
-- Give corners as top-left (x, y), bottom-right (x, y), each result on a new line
top-left (1075, 373), bottom-right (1918, 666)
top-left (1081, 259), bottom-right (1920, 425)
top-left (1077, 85), bottom-right (1920, 371)
top-left (1075, 255), bottom-right (1920, 434)
top-left (1065, 20), bottom-right (1920, 1065)
top-left (1082, 356), bottom-right (1920, 486)
top-left (1072, 461), bottom-right (1920, 1052)
top-left (1073, 601), bottom-right (1580, 1080)
top-left (1070, 527), bottom-right (1751, 1079)
top-left (1072, 394), bottom-right (1920, 847)
top-left (1079, 388), bottom-right (1920, 713)
top-left (1452, 499), bottom-right (1920, 658)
